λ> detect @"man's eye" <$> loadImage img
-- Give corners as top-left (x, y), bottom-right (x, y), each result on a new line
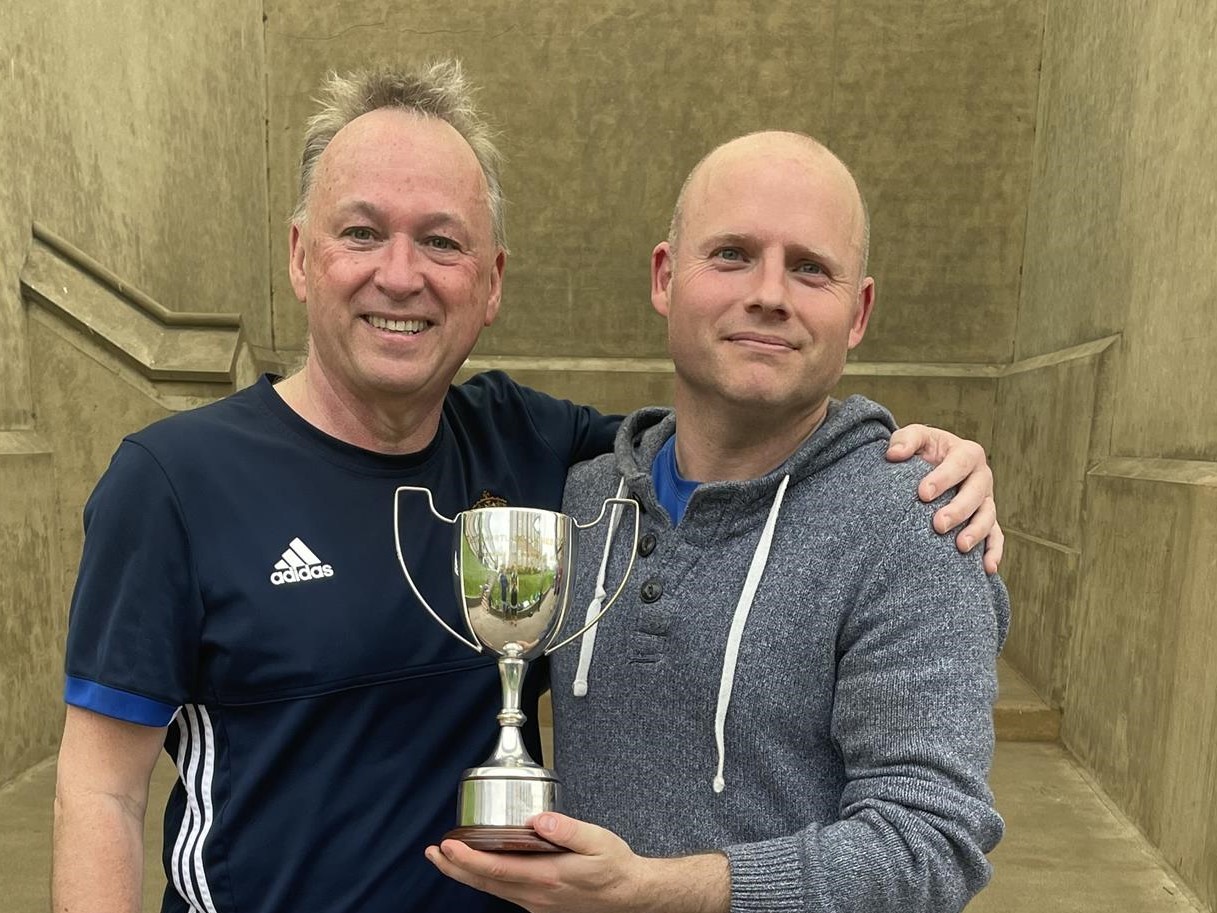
top-left (795, 261), bottom-right (825, 275)
top-left (343, 227), bottom-right (376, 242)
top-left (714, 247), bottom-right (745, 262)
top-left (425, 236), bottom-right (460, 252)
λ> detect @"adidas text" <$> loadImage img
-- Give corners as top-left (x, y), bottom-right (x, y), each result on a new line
top-left (270, 564), bottom-right (334, 586)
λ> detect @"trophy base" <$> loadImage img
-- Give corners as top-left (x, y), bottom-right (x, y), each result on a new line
top-left (443, 825), bottom-right (564, 853)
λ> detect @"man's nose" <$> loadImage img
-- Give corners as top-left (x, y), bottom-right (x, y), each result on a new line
top-left (745, 253), bottom-right (789, 316)
top-left (375, 235), bottom-right (425, 298)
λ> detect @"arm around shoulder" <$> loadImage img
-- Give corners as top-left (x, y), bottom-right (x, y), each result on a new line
top-left (506, 374), bottom-right (621, 467)
top-left (53, 705), bottom-right (167, 913)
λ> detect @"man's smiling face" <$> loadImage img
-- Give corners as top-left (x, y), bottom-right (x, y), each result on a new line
top-left (651, 133), bottom-right (873, 425)
top-left (289, 107), bottom-right (504, 410)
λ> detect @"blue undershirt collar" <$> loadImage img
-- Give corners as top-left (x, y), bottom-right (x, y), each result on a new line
top-left (652, 434), bottom-right (700, 526)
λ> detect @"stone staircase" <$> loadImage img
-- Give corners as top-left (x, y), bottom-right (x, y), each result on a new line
top-left (0, 661), bottom-right (1207, 912)
top-left (976, 661), bottom-right (1205, 912)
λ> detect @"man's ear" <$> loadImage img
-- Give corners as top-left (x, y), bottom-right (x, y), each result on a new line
top-left (848, 276), bottom-right (876, 349)
top-left (651, 241), bottom-right (674, 317)
top-left (483, 249), bottom-right (506, 327)
top-left (288, 223), bottom-right (308, 303)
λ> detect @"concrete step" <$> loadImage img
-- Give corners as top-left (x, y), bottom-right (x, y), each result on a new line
top-left (996, 657), bottom-right (1061, 742)
top-left (978, 742), bottom-right (1208, 913)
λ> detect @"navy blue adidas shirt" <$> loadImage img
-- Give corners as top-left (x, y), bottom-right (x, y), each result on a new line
top-left (64, 372), bottom-right (619, 913)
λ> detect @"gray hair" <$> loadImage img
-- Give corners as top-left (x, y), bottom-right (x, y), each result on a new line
top-left (667, 132), bottom-right (870, 279)
top-left (292, 60), bottom-right (507, 250)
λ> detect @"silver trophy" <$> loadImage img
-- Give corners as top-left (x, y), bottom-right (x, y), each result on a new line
top-left (394, 486), bottom-right (639, 852)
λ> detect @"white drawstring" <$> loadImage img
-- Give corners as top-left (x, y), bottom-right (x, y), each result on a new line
top-left (572, 478), bottom-right (628, 697)
top-left (569, 472), bottom-right (790, 796)
top-left (712, 474), bottom-right (790, 793)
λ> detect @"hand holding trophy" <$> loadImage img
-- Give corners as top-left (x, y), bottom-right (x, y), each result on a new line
top-left (394, 487), bottom-right (639, 852)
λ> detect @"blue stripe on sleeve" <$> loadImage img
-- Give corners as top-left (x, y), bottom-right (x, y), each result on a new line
top-left (64, 676), bottom-right (178, 727)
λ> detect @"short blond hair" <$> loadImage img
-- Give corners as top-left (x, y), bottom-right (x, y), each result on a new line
top-left (292, 60), bottom-right (507, 250)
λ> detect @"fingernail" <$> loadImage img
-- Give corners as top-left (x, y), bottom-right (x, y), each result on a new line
top-left (536, 814), bottom-right (557, 834)
top-left (960, 536), bottom-right (973, 550)
top-left (925, 484), bottom-right (937, 499)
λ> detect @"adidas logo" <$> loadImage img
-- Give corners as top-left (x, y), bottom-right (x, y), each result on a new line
top-left (270, 537), bottom-right (335, 586)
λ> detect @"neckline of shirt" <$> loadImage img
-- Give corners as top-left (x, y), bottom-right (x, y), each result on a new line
top-left (252, 374), bottom-right (447, 477)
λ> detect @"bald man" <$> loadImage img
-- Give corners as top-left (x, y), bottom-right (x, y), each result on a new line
top-left (429, 132), bottom-right (1009, 913)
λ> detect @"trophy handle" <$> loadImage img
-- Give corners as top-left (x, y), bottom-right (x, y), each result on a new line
top-left (393, 485), bottom-right (483, 653)
top-left (545, 497), bottom-right (641, 655)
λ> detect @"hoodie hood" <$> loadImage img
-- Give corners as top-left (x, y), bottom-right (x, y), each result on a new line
top-left (611, 395), bottom-right (899, 523)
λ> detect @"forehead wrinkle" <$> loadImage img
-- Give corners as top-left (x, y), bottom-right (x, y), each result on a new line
top-left (331, 199), bottom-right (469, 229)
top-left (311, 108), bottom-right (492, 229)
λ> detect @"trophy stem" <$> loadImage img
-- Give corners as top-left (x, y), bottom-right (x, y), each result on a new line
top-left (445, 642), bottom-right (563, 851)
top-left (487, 644), bottom-right (538, 767)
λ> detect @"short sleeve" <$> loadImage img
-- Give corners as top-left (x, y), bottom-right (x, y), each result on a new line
top-left (64, 440), bottom-right (204, 726)
top-left (514, 379), bottom-right (621, 467)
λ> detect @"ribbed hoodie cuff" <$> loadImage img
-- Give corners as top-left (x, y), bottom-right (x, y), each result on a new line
top-left (725, 837), bottom-right (805, 913)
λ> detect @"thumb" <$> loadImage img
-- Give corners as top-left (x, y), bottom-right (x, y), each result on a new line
top-left (531, 813), bottom-right (614, 856)
top-left (884, 438), bottom-right (912, 460)
top-left (886, 423), bottom-right (930, 461)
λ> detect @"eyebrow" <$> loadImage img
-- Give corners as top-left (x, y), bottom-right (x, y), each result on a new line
top-left (332, 199), bottom-right (385, 221)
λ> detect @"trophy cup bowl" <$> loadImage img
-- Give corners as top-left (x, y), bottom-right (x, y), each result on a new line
top-left (395, 487), bottom-right (639, 852)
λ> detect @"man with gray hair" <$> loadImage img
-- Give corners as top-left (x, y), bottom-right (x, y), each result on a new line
top-left (429, 132), bottom-right (1008, 913)
top-left (53, 61), bottom-right (1000, 913)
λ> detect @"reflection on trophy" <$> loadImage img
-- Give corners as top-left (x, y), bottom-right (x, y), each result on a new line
top-left (394, 486), bottom-right (640, 852)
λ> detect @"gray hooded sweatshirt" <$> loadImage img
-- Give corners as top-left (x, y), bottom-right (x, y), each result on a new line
top-left (551, 395), bottom-right (1009, 913)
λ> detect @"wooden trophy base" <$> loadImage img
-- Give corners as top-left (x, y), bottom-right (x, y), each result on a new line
top-left (443, 825), bottom-right (564, 853)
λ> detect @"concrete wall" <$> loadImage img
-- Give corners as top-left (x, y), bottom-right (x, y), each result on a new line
top-left (2, 0), bottom-right (1212, 906)
top-left (996, 0), bottom-right (1217, 906)
top-left (0, 0), bottom-right (268, 784)
top-left (265, 0), bottom-right (1044, 405)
